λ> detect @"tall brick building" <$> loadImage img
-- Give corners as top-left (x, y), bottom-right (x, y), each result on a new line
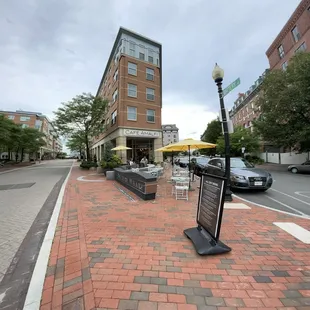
top-left (266, 0), bottom-right (310, 70)
top-left (91, 27), bottom-right (163, 163)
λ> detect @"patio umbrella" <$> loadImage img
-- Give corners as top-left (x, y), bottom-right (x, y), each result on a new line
top-left (111, 146), bottom-right (132, 151)
top-left (111, 145), bottom-right (132, 162)
top-left (163, 138), bottom-right (216, 189)
top-left (155, 146), bottom-right (176, 166)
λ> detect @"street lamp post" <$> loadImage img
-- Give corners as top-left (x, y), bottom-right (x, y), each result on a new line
top-left (212, 63), bottom-right (233, 202)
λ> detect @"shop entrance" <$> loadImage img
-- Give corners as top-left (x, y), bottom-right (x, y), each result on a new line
top-left (126, 138), bottom-right (154, 164)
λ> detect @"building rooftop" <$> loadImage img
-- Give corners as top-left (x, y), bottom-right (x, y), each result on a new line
top-left (96, 27), bottom-right (162, 97)
top-left (266, 0), bottom-right (310, 56)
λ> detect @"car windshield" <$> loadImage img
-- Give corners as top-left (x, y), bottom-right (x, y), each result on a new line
top-left (230, 158), bottom-right (253, 168)
top-left (197, 158), bottom-right (209, 164)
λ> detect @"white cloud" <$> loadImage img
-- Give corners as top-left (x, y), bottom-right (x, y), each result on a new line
top-left (0, 0), bottom-right (301, 142)
top-left (162, 93), bottom-right (218, 140)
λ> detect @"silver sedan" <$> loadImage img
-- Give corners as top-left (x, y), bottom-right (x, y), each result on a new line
top-left (288, 161), bottom-right (310, 174)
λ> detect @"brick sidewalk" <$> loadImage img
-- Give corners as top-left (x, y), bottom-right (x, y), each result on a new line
top-left (40, 167), bottom-right (310, 310)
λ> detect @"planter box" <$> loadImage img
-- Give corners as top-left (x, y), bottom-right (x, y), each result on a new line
top-left (97, 167), bottom-right (104, 174)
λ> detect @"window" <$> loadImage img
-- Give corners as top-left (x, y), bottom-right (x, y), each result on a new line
top-left (113, 70), bottom-right (118, 81)
top-left (111, 110), bottom-right (117, 125)
top-left (21, 124), bottom-right (29, 128)
top-left (112, 89), bottom-right (118, 102)
top-left (146, 88), bottom-right (155, 101)
top-left (146, 109), bottom-right (155, 123)
top-left (127, 106), bottom-right (137, 121)
top-left (35, 120), bottom-right (42, 129)
top-left (148, 49), bottom-right (154, 63)
top-left (278, 45), bottom-right (285, 58)
top-left (8, 115), bottom-right (15, 120)
top-left (139, 52), bottom-right (145, 60)
top-left (282, 61), bottom-right (288, 71)
top-left (128, 84), bottom-right (137, 97)
top-left (146, 68), bottom-right (154, 81)
top-left (295, 42), bottom-right (307, 53)
top-left (128, 62), bottom-right (137, 75)
top-left (129, 41), bottom-right (135, 57)
top-left (292, 26), bottom-right (301, 42)
top-left (20, 116), bottom-right (30, 121)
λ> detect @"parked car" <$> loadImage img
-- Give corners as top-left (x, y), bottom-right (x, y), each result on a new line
top-left (178, 158), bottom-right (189, 168)
top-left (193, 157), bottom-right (210, 176)
top-left (205, 157), bottom-right (273, 191)
top-left (288, 161), bottom-right (310, 174)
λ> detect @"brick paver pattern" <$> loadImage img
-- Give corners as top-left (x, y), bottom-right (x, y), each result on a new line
top-left (40, 166), bottom-right (310, 310)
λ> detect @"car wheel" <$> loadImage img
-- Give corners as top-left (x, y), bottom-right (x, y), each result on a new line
top-left (291, 167), bottom-right (298, 174)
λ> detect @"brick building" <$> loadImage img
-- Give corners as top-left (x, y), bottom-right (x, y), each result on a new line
top-left (0, 110), bottom-right (62, 159)
top-left (229, 70), bottom-right (269, 132)
top-left (91, 27), bottom-right (163, 164)
top-left (266, 0), bottom-right (310, 70)
top-left (162, 124), bottom-right (179, 146)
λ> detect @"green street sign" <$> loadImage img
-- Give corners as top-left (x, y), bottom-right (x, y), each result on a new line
top-left (223, 78), bottom-right (241, 97)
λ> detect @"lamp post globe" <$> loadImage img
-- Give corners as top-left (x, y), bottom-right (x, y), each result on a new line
top-left (212, 63), bottom-right (224, 82)
top-left (212, 63), bottom-right (233, 202)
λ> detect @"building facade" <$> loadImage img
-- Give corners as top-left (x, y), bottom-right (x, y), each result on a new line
top-left (91, 27), bottom-right (163, 164)
top-left (0, 110), bottom-right (62, 159)
top-left (266, 0), bottom-right (310, 70)
top-left (229, 70), bottom-right (269, 131)
top-left (162, 124), bottom-right (179, 146)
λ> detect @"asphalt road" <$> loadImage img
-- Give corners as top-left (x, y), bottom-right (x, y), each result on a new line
top-left (235, 169), bottom-right (310, 218)
top-left (0, 159), bottom-right (72, 310)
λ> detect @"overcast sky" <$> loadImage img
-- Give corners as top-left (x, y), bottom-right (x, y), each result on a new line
top-left (0, 0), bottom-right (301, 143)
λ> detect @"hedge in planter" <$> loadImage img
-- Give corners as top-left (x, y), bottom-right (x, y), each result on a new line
top-left (100, 155), bottom-right (122, 175)
top-left (80, 161), bottom-right (98, 170)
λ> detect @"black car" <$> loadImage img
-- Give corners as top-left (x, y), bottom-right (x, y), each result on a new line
top-left (193, 157), bottom-right (210, 176)
top-left (178, 158), bottom-right (189, 168)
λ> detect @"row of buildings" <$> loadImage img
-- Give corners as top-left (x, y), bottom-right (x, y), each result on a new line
top-left (229, 0), bottom-right (310, 164)
top-left (89, 27), bottom-right (179, 164)
top-left (0, 109), bottom-right (63, 160)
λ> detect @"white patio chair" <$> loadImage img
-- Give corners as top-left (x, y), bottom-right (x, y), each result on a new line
top-left (175, 180), bottom-right (189, 201)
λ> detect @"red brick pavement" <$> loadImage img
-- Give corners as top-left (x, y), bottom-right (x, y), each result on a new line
top-left (39, 166), bottom-right (310, 310)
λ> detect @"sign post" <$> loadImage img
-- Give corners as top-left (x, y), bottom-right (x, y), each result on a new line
top-left (184, 173), bottom-right (231, 255)
top-left (223, 78), bottom-right (240, 97)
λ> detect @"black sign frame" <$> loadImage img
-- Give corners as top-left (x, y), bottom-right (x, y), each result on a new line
top-left (196, 173), bottom-right (227, 241)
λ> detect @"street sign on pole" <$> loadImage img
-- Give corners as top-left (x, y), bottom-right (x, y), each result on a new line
top-left (223, 78), bottom-right (241, 97)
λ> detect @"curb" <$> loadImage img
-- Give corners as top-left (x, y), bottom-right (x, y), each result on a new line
top-left (22, 163), bottom-right (73, 310)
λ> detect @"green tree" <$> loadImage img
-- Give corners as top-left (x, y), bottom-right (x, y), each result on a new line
top-left (200, 118), bottom-right (222, 155)
top-left (216, 127), bottom-right (260, 156)
top-left (254, 52), bottom-right (310, 151)
top-left (103, 141), bottom-right (114, 162)
top-left (66, 131), bottom-right (85, 159)
top-left (0, 115), bottom-right (45, 161)
top-left (53, 93), bottom-right (108, 160)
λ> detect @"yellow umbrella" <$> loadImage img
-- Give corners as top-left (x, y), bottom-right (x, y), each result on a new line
top-left (164, 138), bottom-right (216, 152)
top-left (163, 138), bottom-right (216, 190)
top-left (111, 145), bottom-right (132, 151)
top-left (155, 146), bottom-right (171, 152)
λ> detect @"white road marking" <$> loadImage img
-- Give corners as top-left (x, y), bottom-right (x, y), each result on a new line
top-left (270, 188), bottom-right (310, 207)
top-left (295, 191), bottom-right (310, 199)
top-left (224, 203), bottom-right (251, 209)
top-left (77, 175), bottom-right (105, 182)
top-left (23, 162), bottom-right (74, 310)
top-left (274, 222), bottom-right (310, 244)
top-left (265, 195), bottom-right (306, 216)
top-left (233, 194), bottom-right (310, 220)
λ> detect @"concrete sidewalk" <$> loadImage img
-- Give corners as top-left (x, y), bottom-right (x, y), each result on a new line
top-left (38, 167), bottom-right (310, 310)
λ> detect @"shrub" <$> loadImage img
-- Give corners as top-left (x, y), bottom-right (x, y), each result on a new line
top-left (100, 154), bottom-right (122, 169)
top-left (245, 155), bottom-right (265, 165)
top-left (80, 161), bottom-right (98, 169)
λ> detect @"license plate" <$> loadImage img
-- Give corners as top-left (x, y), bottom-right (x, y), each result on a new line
top-left (254, 181), bottom-right (263, 186)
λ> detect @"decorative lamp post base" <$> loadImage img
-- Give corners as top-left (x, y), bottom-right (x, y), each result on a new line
top-left (224, 187), bottom-right (233, 202)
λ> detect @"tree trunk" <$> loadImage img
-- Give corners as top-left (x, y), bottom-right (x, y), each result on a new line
top-left (79, 147), bottom-right (82, 160)
top-left (21, 148), bottom-right (24, 162)
top-left (85, 136), bottom-right (90, 161)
